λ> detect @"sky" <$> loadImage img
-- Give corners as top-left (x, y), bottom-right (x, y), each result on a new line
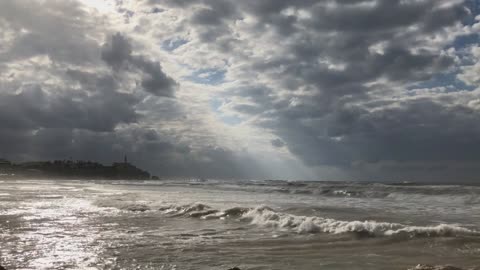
top-left (0, 0), bottom-right (480, 181)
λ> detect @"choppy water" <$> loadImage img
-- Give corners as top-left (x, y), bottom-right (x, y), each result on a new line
top-left (0, 179), bottom-right (480, 270)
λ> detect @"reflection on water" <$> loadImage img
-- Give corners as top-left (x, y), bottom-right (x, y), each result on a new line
top-left (1, 197), bottom-right (102, 269)
top-left (0, 180), bottom-right (480, 270)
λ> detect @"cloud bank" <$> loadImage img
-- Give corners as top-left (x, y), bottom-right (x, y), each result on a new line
top-left (0, 0), bottom-right (479, 181)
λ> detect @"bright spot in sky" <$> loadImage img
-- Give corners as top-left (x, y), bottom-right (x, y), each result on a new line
top-left (79, 0), bottom-right (115, 13)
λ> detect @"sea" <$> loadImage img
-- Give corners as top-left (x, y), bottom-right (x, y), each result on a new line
top-left (0, 179), bottom-right (479, 270)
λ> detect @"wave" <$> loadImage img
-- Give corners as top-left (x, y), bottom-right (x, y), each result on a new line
top-left (92, 180), bottom-right (480, 205)
top-left (239, 206), bottom-right (477, 237)
top-left (284, 187), bottom-right (480, 205)
top-left (408, 265), bottom-right (469, 270)
top-left (263, 182), bottom-right (480, 203)
top-left (157, 203), bottom-right (250, 219)
top-left (104, 200), bottom-right (479, 238)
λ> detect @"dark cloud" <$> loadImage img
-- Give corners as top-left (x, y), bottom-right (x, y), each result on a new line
top-left (191, 8), bottom-right (227, 26)
top-left (0, 0), bottom-right (100, 65)
top-left (3, 0), bottom-right (289, 180)
top-left (0, 0), bottom-right (263, 179)
top-left (1, 0), bottom-right (479, 181)
top-left (101, 33), bottom-right (177, 97)
top-left (0, 78), bottom-right (264, 179)
top-left (130, 56), bottom-right (178, 97)
top-left (262, 92), bottom-right (480, 181)
top-left (180, 0), bottom-right (476, 180)
top-left (0, 84), bottom-right (138, 132)
top-left (101, 33), bottom-right (132, 70)
top-left (271, 139), bottom-right (285, 148)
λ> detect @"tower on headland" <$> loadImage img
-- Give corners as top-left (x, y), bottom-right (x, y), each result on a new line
top-left (124, 154), bottom-right (128, 164)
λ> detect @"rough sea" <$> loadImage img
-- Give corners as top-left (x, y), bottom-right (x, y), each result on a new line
top-left (0, 179), bottom-right (479, 270)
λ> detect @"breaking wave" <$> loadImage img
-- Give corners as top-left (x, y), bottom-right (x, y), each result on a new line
top-left (240, 206), bottom-right (477, 237)
top-left (99, 200), bottom-right (479, 238)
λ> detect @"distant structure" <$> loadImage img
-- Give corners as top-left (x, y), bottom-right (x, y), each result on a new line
top-left (124, 154), bottom-right (128, 164)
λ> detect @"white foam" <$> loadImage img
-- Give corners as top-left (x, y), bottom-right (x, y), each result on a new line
top-left (93, 197), bottom-right (479, 238)
top-left (240, 206), bottom-right (479, 237)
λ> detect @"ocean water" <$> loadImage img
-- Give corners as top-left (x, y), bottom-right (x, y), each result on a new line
top-left (0, 179), bottom-right (479, 270)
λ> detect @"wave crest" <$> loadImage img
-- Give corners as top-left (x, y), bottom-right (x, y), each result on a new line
top-left (96, 200), bottom-right (479, 238)
top-left (241, 206), bottom-right (477, 237)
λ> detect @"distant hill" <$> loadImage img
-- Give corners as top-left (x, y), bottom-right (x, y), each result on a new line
top-left (0, 158), bottom-right (152, 180)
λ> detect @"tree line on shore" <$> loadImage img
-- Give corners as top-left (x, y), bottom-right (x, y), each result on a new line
top-left (0, 158), bottom-right (153, 180)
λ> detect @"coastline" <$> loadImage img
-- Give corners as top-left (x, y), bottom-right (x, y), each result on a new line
top-left (0, 158), bottom-right (152, 180)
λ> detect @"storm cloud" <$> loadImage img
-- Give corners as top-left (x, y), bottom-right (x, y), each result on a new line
top-left (101, 33), bottom-right (178, 97)
top-left (1, 0), bottom-right (480, 181)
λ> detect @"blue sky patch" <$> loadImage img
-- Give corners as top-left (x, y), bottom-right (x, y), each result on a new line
top-left (209, 98), bottom-right (223, 112)
top-left (185, 68), bottom-right (226, 85)
top-left (162, 38), bottom-right (188, 51)
top-left (218, 115), bottom-right (243, 126)
top-left (452, 33), bottom-right (480, 50)
top-left (209, 98), bottom-right (243, 125)
top-left (407, 72), bottom-right (476, 93)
